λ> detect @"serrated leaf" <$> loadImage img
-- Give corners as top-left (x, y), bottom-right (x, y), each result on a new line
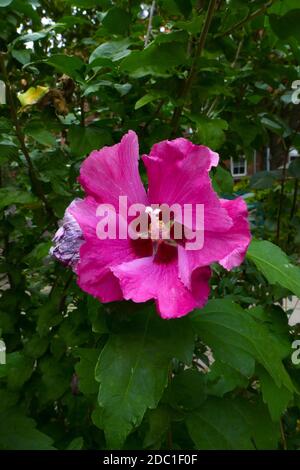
top-left (191, 300), bottom-right (294, 391)
top-left (257, 365), bottom-right (293, 421)
top-left (247, 239), bottom-right (300, 298)
top-left (75, 348), bottom-right (99, 395)
top-left (0, 408), bottom-right (55, 450)
top-left (186, 397), bottom-right (280, 450)
top-left (94, 310), bottom-right (194, 448)
top-left (206, 360), bottom-right (248, 397)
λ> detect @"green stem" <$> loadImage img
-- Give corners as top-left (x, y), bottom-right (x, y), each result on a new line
top-left (215, 0), bottom-right (274, 38)
top-left (276, 143), bottom-right (288, 245)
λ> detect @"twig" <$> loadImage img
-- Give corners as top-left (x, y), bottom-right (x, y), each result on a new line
top-left (280, 418), bottom-right (287, 450)
top-left (170, 0), bottom-right (218, 136)
top-left (287, 177), bottom-right (299, 247)
top-left (215, 0), bottom-right (274, 38)
top-left (276, 142), bottom-right (288, 245)
top-left (144, 1), bottom-right (156, 47)
top-left (231, 37), bottom-right (244, 68)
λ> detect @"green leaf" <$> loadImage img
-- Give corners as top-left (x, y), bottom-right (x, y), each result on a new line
top-left (270, 10), bottom-right (300, 41)
top-left (66, 437), bottom-right (84, 450)
top-left (186, 397), bottom-right (280, 450)
top-left (0, 352), bottom-right (34, 389)
top-left (247, 240), bottom-right (300, 298)
top-left (114, 83), bottom-right (132, 96)
top-left (38, 357), bottom-right (71, 404)
top-left (269, 0), bottom-right (300, 15)
top-left (143, 406), bottom-right (171, 449)
top-left (212, 166), bottom-right (233, 195)
top-left (191, 300), bottom-right (294, 391)
top-left (0, 0), bottom-right (13, 6)
top-left (165, 369), bottom-right (207, 410)
top-left (206, 361), bottom-right (248, 397)
top-left (68, 125), bottom-right (112, 158)
top-left (23, 335), bottom-right (48, 359)
top-left (11, 49), bottom-right (31, 65)
top-left (43, 54), bottom-right (85, 81)
top-left (0, 408), bottom-right (55, 450)
top-left (0, 188), bottom-right (39, 210)
top-left (75, 348), bottom-right (99, 395)
top-left (174, 0), bottom-right (192, 18)
top-left (25, 241), bottom-right (53, 266)
top-left (260, 114), bottom-right (291, 137)
top-left (89, 39), bottom-right (131, 64)
top-left (19, 31), bottom-right (48, 42)
top-left (134, 93), bottom-right (163, 110)
top-left (121, 42), bottom-right (187, 78)
top-left (187, 397), bottom-right (252, 450)
top-left (193, 117), bottom-right (228, 150)
top-left (257, 365), bottom-right (293, 421)
top-left (175, 16), bottom-right (204, 34)
top-left (87, 297), bottom-right (108, 334)
top-left (25, 122), bottom-right (56, 147)
top-left (94, 310), bottom-right (194, 448)
top-left (102, 7), bottom-right (131, 36)
top-left (0, 139), bottom-right (18, 164)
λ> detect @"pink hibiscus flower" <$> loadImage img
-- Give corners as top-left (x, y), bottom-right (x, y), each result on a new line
top-left (51, 131), bottom-right (251, 319)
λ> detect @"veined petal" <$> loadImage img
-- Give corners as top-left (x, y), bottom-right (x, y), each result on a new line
top-left (142, 138), bottom-right (231, 232)
top-left (79, 130), bottom-right (148, 208)
top-left (178, 197), bottom-right (251, 288)
top-left (112, 256), bottom-right (211, 319)
top-left (69, 197), bottom-right (151, 302)
top-left (218, 197), bottom-right (251, 270)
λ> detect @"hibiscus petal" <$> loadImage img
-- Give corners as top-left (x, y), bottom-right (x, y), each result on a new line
top-left (79, 130), bottom-right (148, 208)
top-left (178, 197), bottom-right (251, 288)
top-left (76, 237), bottom-right (140, 303)
top-left (112, 256), bottom-right (211, 319)
top-left (142, 138), bottom-right (231, 232)
top-left (218, 197), bottom-right (251, 270)
top-left (69, 198), bottom-right (146, 302)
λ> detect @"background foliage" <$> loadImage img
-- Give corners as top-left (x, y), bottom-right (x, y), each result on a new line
top-left (0, 0), bottom-right (300, 450)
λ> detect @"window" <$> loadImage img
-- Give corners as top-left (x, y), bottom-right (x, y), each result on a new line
top-left (230, 157), bottom-right (247, 177)
top-left (289, 147), bottom-right (299, 164)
